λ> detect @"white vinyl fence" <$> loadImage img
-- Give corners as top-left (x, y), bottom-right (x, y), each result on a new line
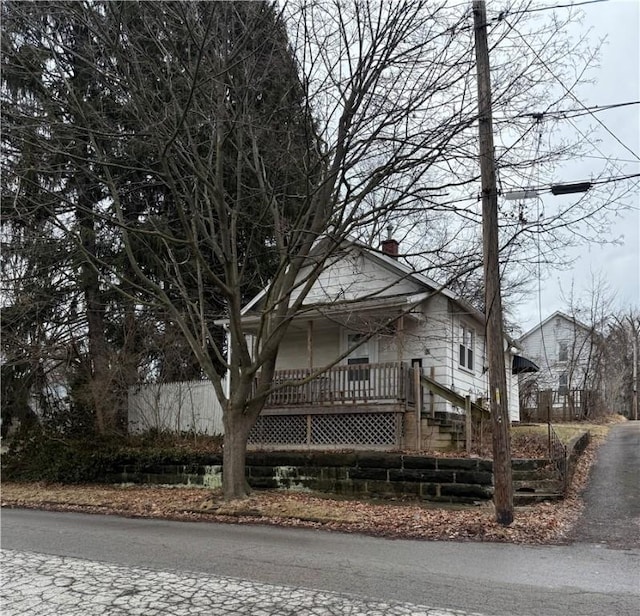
top-left (128, 380), bottom-right (224, 435)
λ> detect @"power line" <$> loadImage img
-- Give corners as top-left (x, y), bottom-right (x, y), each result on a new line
top-left (564, 113), bottom-right (640, 184)
top-left (570, 154), bottom-right (640, 165)
top-left (430, 172), bottom-right (640, 210)
top-left (495, 0), bottom-right (609, 18)
top-left (504, 18), bottom-right (640, 164)
top-left (503, 100), bottom-right (640, 120)
top-left (503, 172), bottom-right (640, 197)
top-left (590, 173), bottom-right (640, 186)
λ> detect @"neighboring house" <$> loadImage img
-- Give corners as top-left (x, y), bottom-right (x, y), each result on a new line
top-left (226, 236), bottom-right (526, 451)
top-left (517, 311), bottom-right (603, 419)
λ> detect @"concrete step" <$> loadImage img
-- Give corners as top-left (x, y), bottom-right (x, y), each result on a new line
top-left (512, 468), bottom-right (558, 481)
top-left (513, 479), bottom-right (563, 493)
top-left (512, 459), bottom-right (554, 471)
top-left (514, 492), bottom-right (563, 506)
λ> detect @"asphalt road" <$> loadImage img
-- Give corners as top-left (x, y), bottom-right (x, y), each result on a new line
top-left (2, 508), bottom-right (639, 615)
top-left (2, 422), bottom-right (640, 615)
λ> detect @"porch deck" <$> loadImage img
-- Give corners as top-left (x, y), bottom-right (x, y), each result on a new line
top-left (250, 362), bottom-right (415, 451)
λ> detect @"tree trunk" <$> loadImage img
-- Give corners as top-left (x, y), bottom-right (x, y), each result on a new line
top-left (84, 264), bottom-right (115, 435)
top-left (78, 205), bottom-right (115, 436)
top-left (222, 407), bottom-right (255, 500)
top-left (116, 301), bottom-right (140, 431)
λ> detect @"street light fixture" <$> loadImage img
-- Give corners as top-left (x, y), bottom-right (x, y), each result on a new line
top-left (503, 189), bottom-right (540, 201)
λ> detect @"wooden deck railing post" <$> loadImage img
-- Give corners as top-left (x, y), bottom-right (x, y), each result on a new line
top-left (465, 395), bottom-right (472, 454)
top-left (429, 366), bottom-right (435, 417)
top-left (414, 365), bottom-right (422, 451)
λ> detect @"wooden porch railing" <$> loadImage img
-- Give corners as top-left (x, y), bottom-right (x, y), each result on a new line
top-left (263, 362), bottom-right (412, 407)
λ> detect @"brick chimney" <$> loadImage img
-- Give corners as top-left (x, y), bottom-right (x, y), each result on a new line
top-left (381, 224), bottom-right (399, 259)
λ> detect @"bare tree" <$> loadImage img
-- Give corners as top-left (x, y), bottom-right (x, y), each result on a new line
top-left (3, 0), bottom-right (627, 503)
top-left (604, 309), bottom-right (640, 419)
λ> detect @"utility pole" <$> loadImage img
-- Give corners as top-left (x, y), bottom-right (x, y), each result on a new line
top-left (633, 337), bottom-right (638, 421)
top-left (632, 322), bottom-right (638, 421)
top-left (473, 0), bottom-right (514, 525)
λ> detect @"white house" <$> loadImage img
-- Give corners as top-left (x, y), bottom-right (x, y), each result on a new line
top-left (517, 311), bottom-right (602, 418)
top-left (232, 236), bottom-right (524, 451)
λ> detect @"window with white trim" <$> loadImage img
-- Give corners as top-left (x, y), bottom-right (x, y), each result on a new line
top-left (459, 324), bottom-right (474, 371)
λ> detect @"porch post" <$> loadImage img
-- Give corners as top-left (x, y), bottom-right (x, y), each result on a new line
top-left (465, 395), bottom-right (472, 454)
top-left (396, 316), bottom-right (404, 364)
top-left (414, 365), bottom-right (422, 451)
top-left (429, 366), bottom-right (436, 417)
top-left (307, 320), bottom-right (314, 369)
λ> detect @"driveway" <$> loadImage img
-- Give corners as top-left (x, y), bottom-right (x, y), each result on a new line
top-left (569, 421), bottom-right (640, 548)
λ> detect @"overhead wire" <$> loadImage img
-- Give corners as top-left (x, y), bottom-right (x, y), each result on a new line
top-left (459, 171), bottom-right (639, 200)
top-left (497, 115), bottom-right (544, 291)
top-left (496, 0), bottom-right (609, 18)
top-left (503, 17), bottom-right (640, 164)
top-left (480, 1), bottom-right (635, 356)
top-left (528, 122), bottom-right (555, 379)
top-left (481, 7), bottom-right (639, 198)
top-left (495, 100), bottom-right (640, 121)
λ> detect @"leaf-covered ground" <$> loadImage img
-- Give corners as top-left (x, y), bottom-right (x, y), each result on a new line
top-left (1, 428), bottom-right (605, 545)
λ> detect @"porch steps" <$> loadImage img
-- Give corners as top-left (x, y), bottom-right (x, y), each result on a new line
top-left (420, 411), bottom-right (466, 451)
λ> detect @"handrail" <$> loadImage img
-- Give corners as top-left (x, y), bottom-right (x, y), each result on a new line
top-left (419, 372), bottom-right (489, 416)
top-left (548, 424), bottom-right (568, 491)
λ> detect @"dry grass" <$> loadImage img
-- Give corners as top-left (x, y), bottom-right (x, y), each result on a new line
top-left (1, 419), bottom-right (620, 544)
top-left (512, 413), bottom-right (625, 443)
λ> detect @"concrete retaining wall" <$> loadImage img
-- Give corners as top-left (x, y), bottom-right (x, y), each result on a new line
top-left (104, 452), bottom-right (497, 504)
top-left (99, 450), bottom-right (583, 505)
top-left (565, 431), bottom-right (591, 489)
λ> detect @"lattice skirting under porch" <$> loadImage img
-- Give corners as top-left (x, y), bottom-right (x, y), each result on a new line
top-left (248, 412), bottom-right (404, 450)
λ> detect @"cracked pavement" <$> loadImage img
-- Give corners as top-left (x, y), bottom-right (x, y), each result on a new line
top-left (1, 550), bottom-right (484, 616)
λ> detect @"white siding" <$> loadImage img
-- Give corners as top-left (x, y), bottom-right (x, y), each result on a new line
top-left (249, 243), bottom-right (521, 421)
top-left (275, 327), bottom-right (340, 370)
top-left (519, 314), bottom-right (594, 391)
top-left (292, 249), bottom-right (421, 305)
top-left (506, 360), bottom-right (520, 422)
top-left (441, 302), bottom-right (485, 415)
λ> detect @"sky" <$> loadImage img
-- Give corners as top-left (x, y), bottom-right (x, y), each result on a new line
top-left (512, 0), bottom-right (640, 333)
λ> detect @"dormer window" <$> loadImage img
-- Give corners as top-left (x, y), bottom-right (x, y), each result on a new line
top-left (459, 324), bottom-right (474, 372)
